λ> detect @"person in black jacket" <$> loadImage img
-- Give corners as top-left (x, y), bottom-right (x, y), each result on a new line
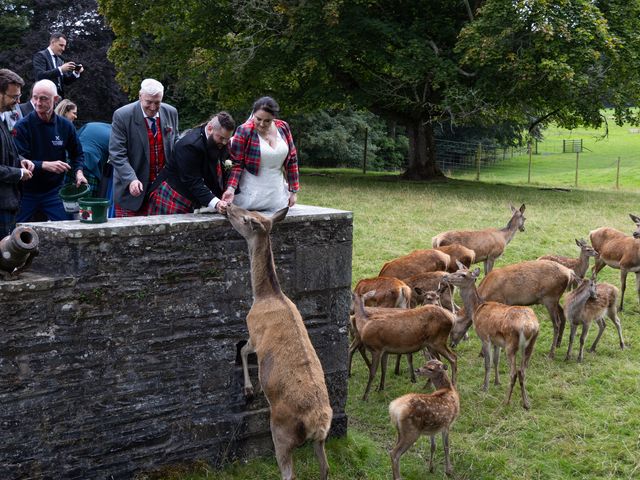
top-left (32, 32), bottom-right (83, 99)
top-left (147, 112), bottom-right (235, 215)
top-left (0, 69), bottom-right (34, 237)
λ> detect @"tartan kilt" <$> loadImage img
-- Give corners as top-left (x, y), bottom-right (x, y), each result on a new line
top-left (147, 180), bottom-right (194, 215)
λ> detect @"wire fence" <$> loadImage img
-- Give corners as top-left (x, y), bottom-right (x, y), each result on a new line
top-left (434, 138), bottom-right (640, 191)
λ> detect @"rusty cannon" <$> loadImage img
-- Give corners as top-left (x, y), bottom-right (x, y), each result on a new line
top-left (0, 226), bottom-right (39, 279)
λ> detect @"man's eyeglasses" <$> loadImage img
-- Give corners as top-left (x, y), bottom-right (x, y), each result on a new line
top-left (2, 93), bottom-right (21, 101)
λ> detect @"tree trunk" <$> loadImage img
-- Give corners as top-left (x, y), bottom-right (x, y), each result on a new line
top-left (402, 119), bottom-right (444, 180)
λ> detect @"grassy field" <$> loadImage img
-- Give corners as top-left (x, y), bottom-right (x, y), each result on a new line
top-left (450, 114), bottom-right (640, 191)
top-left (152, 168), bottom-right (640, 479)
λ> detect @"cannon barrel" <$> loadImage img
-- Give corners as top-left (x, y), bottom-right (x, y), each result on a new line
top-left (0, 226), bottom-right (39, 275)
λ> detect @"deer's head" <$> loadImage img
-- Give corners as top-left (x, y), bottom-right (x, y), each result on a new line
top-left (510, 203), bottom-right (527, 232)
top-left (227, 204), bottom-right (288, 240)
top-left (630, 214), bottom-right (640, 239)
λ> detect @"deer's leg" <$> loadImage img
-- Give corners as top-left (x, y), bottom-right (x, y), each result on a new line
top-left (442, 429), bottom-right (453, 476)
top-left (390, 427), bottom-right (421, 480)
top-left (481, 340), bottom-right (491, 391)
top-left (429, 434), bottom-right (437, 473)
top-left (635, 271), bottom-right (640, 307)
top-left (556, 303), bottom-right (567, 346)
top-left (543, 299), bottom-right (560, 358)
top-left (588, 318), bottom-right (606, 353)
top-left (520, 332), bottom-right (537, 410)
top-left (492, 344), bottom-right (501, 385)
top-left (406, 353), bottom-right (416, 383)
top-left (485, 257), bottom-right (495, 275)
top-left (504, 344), bottom-right (517, 406)
top-left (378, 352), bottom-right (389, 392)
top-left (565, 321), bottom-right (578, 361)
top-left (271, 419), bottom-right (296, 480)
top-left (362, 350), bottom-right (382, 401)
top-left (611, 309), bottom-right (625, 350)
top-left (592, 257), bottom-right (606, 277)
top-left (619, 269), bottom-right (628, 311)
top-left (313, 439), bottom-right (329, 480)
top-left (394, 354), bottom-right (402, 376)
top-left (577, 321), bottom-right (591, 363)
top-left (240, 339), bottom-right (256, 398)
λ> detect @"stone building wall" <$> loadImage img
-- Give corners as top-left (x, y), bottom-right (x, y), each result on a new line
top-left (0, 205), bottom-right (352, 479)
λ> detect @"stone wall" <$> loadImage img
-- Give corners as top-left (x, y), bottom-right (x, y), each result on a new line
top-left (0, 205), bottom-right (352, 479)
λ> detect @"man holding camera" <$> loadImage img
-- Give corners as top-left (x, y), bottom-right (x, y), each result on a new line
top-left (33, 32), bottom-right (83, 100)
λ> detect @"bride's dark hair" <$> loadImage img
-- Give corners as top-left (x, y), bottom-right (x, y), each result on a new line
top-left (252, 96), bottom-right (280, 117)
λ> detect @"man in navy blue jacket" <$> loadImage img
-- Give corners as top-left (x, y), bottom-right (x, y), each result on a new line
top-left (13, 79), bottom-right (87, 222)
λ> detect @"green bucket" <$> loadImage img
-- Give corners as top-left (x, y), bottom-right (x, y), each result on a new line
top-left (78, 197), bottom-right (110, 224)
top-left (59, 183), bottom-right (90, 213)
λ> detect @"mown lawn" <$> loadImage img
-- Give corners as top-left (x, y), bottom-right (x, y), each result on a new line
top-left (146, 167), bottom-right (640, 480)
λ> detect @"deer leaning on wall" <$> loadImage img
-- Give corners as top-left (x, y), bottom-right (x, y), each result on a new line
top-left (228, 204), bottom-right (332, 480)
top-left (432, 204), bottom-right (526, 275)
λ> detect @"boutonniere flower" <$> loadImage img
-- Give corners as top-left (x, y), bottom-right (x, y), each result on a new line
top-left (223, 159), bottom-right (233, 172)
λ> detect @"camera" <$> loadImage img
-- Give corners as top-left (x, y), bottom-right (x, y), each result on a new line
top-left (73, 63), bottom-right (83, 72)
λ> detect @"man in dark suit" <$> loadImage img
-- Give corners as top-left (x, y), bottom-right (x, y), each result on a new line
top-left (0, 69), bottom-right (34, 237)
top-left (32, 32), bottom-right (83, 99)
top-left (108, 78), bottom-right (179, 216)
top-left (147, 112), bottom-right (235, 215)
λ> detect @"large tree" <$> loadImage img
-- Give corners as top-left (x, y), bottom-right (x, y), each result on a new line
top-left (0, 0), bottom-right (127, 123)
top-left (99, 0), bottom-right (640, 179)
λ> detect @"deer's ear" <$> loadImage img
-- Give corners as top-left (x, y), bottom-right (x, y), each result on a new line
top-left (630, 213), bottom-right (640, 225)
top-left (456, 259), bottom-right (465, 270)
top-left (471, 267), bottom-right (481, 279)
top-left (519, 203), bottom-right (526, 213)
top-left (271, 207), bottom-right (289, 224)
top-left (363, 290), bottom-right (376, 301)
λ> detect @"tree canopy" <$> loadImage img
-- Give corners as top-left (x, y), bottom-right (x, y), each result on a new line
top-left (98, 0), bottom-right (640, 178)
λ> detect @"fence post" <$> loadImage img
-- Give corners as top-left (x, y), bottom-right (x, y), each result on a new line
top-left (476, 143), bottom-right (482, 181)
top-left (575, 151), bottom-right (579, 187)
top-left (527, 140), bottom-right (532, 184)
top-left (362, 127), bottom-right (368, 174)
top-left (616, 156), bottom-right (621, 190)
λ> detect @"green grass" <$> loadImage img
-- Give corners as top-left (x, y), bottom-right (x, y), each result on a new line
top-left (153, 168), bottom-right (640, 479)
top-left (451, 114), bottom-right (640, 191)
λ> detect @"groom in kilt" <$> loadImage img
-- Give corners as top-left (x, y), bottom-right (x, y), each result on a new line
top-left (148, 112), bottom-right (235, 215)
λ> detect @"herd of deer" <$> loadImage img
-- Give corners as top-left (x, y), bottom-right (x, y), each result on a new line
top-left (226, 203), bottom-right (636, 479)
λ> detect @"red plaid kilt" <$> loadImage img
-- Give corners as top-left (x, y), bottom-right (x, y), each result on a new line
top-left (114, 200), bottom-right (150, 217)
top-left (147, 180), bottom-right (194, 215)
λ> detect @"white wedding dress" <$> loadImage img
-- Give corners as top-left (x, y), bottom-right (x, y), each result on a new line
top-left (232, 131), bottom-right (290, 212)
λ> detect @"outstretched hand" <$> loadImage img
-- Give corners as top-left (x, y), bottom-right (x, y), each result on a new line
top-left (221, 188), bottom-right (234, 204)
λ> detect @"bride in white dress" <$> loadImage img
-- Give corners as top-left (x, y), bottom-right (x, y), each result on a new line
top-left (222, 97), bottom-right (299, 213)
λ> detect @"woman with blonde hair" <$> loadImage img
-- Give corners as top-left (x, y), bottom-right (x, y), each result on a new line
top-left (54, 98), bottom-right (77, 123)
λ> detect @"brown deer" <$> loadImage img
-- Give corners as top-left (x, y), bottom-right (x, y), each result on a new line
top-left (589, 214), bottom-right (640, 311)
top-left (228, 205), bottom-right (332, 480)
top-left (353, 276), bottom-right (412, 309)
top-left (432, 203), bottom-right (526, 274)
top-left (351, 292), bottom-right (457, 401)
top-left (564, 277), bottom-right (625, 362)
top-left (477, 259), bottom-right (575, 358)
top-left (349, 278), bottom-right (412, 380)
top-left (348, 287), bottom-right (443, 382)
top-left (404, 271), bottom-right (457, 311)
top-left (537, 238), bottom-right (599, 279)
top-left (445, 263), bottom-right (539, 409)
top-left (389, 359), bottom-right (460, 478)
top-left (434, 243), bottom-right (476, 272)
top-left (379, 249), bottom-right (450, 280)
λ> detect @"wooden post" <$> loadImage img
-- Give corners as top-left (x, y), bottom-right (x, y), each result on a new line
top-left (616, 156), bottom-right (621, 190)
top-left (476, 143), bottom-right (482, 181)
top-left (362, 127), bottom-right (368, 174)
top-left (575, 151), bottom-right (579, 187)
top-left (527, 140), bottom-right (532, 184)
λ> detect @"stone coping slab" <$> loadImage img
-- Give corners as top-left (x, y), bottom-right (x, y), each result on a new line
top-left (18, 204), bottom-right (353, 239)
